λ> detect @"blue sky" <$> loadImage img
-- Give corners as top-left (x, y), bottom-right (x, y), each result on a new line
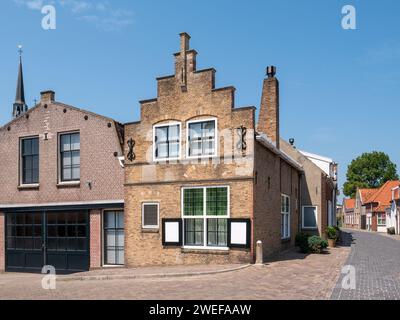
top-left (1, 0), bottom-right (400, 197)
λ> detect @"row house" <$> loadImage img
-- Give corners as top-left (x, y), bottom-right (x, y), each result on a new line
top-left (343, 198), bottom-right (355, 228)
top-left (1, 33), bottom-right (338, 272)
top-left (123, 33), bottom-right (303, 266)
top-left (281, 143), bottom-right (338, 236)
top-left (364, 181), bottom-right (400, 232)
top-left (0, 55), bottom-right (125, 273)
top-left (389, 186), bottom-right (400, 234)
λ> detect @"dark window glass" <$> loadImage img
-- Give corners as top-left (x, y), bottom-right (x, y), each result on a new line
top-left (142, 204), bottom-right (159, 227)
top-left (60, 133), bottom-right (80, 182)
top-left (21, 137), bottom-right (39, 184)
top-left (184, 219), bottom-right (204, 246)
top-left (104, 211), bottom-right (124, 265)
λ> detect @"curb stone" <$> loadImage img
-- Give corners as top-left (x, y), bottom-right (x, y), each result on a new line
top-left (57, 264), bottom-right (252, 282)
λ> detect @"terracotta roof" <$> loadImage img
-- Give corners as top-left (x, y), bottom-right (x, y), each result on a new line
top-left (359, 188), bottom-right (377, 204)
top-left (344, 198), bottom-right (355, 210)
top-left (365, 180), bottom-right (400, 212)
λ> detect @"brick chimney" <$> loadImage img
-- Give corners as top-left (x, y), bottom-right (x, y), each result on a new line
top-left (175, 33), bottom-right (197, 87)
top-left (40, 90), bottom-right (55, 104)
top-left (257, 66), bottom-right (280, 149)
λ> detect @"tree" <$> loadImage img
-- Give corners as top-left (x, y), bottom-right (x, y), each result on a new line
top-left (343, 151), bottom-right (399, 198)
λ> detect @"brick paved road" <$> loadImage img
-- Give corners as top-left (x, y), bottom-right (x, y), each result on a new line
top-left (0, 246), bottom-right (349, 300)
top-left (331, 230), bottom-right (400, 300)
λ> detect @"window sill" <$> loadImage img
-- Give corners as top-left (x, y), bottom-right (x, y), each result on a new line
top-left (181, 247), bottom-right (229, 255)
top-left (18, 184), bottom-right (39, 190)
top-left (281, 238), bottom-right (291, 243)
top-left (302, 227), bottom-right (318, 231)
top-left (141, 228), bottom-right (159, 233)
top-left (57, 181), bottom-right (81, 189)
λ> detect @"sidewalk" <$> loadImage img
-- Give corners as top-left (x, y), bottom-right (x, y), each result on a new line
top-left (58, 264), bottom-right (251, 282)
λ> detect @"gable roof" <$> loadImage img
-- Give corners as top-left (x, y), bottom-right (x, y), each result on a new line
top-left (365, 180), bottom-right (400, 212)
top-left (344, 198), bottom-right (355, 210)
top-left (358, 188), bottom-right (377, 204)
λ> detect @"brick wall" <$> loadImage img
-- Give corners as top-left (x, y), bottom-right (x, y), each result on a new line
top-left (0, 95), bottom-right (124, 206)
top-left (0, 212), bottom-right (4, 272)
top-left (90, 210), bottom-right (102, 269)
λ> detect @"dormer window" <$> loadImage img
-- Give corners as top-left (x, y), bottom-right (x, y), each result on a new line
top-left (153, 122), bottom-right (181, 161)
top-left (187, 119), bottom-right (217, 158)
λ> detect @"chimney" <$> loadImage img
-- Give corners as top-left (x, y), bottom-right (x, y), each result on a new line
top-left (257, 66), bottom-right (280, 149)
top-left (40, 90), bottom-right (55, 104)
top-left (175, 33), bottom-right (197, 87)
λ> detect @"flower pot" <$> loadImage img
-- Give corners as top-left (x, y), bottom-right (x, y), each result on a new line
top-left (328, 239), bottom-right (336, 248)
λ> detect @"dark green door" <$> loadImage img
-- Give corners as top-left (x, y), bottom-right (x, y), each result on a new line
top-left (5, 211), bottom-right (89, 273)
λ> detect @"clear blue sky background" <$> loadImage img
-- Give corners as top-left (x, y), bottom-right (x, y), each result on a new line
top-left (1, 0), bottom-right (399, 199)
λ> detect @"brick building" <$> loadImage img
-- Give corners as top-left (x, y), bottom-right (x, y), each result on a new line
top-left (0, 54), bottom-right (125, 272)
top-left (123, 33), bottom-right (303, 267)
top-left (343, 198), bottom-right (356, 229)
top-left (281, 143), bottom-right (338, 237)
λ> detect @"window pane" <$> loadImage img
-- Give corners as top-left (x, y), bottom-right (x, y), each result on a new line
top-left (23, 139), bottom-right (32, 155)
top-left (63, 169), bottom-right (72, 181)
top-left (183, 189), bottom-right (204, 216)
top-left (116, 212), bottom-right (124, 229)
top-left (71, 133), bottom-right (80, 150)
top-left (61, 134), bottom-right (71, 151)
top-left (169, 142), bottom-right (179, 158)
top-left (157, 142), bottom-right (168, 158)
top-left (71, 151), bottom-right (80, 166)
top-left (207, 219), bottom-right (227, 247)
top-left (156, 127), bottom-right (168, 143)
top-left (303, 207), bottom-right (317, 228)
top-left (72, 167), bottom-right (80, 180)
top-left (105, 212), bottom-right (116, 228)
top-left (206, 188), bottom-right (228, 216)
top-left (143, 204), bottom-right (158, 227)
top-left (169, 125), bottom-right (180, 140)
top-left (184, 219), bottom-right (203, 246)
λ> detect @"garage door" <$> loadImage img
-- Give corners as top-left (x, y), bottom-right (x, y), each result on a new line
top-left (5, 211), bottom-right (89, 273)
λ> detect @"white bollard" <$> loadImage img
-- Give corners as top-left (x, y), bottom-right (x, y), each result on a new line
top-left (255, 240), bottom-right (263, 265)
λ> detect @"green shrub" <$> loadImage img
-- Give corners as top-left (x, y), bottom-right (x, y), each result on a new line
top-left (387, 227), bottom-right (396, 235)
top-left (295, 233), bottom-right (311, 253)
top-left (326, 226), bottom-right (339, 240)
top-left (308, 236), bottom-right (328, 254)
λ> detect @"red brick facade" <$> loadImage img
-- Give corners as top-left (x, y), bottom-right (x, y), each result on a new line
top-left (90, 210), bottom-right (102, 269)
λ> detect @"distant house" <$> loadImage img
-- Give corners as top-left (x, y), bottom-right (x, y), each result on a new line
top-left (364, 181), bottom-right (400, 232)
top-left (343, 198), bottom-right (355, 228)
top-left (389, 186), bottom-right (400, 234)
top-left (354, 188), bottom-right (376, 230)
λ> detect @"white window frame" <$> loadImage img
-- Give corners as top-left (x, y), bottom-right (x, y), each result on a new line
top-left (186, 118), bottom-right (218, 159)
top-left (153, 121), bottom-right (182, 162)
top-left (19, 135), bottom-right (40, 187)
top-left (377, 213), bottom-right (386, 226)
top-left (181, 185), bottom-right (230, 250)
top-left (302, 205), bottom-right (318, 230)
top-left (142, 202), bottom-right (160, 229)
top-left (281, 194), bottom-right (290, 239)
top-left (58, 130), bottom-right (81, 184)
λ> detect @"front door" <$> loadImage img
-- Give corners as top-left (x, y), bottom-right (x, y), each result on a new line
top-left (5, 211), bottom-right (89, 273)
top-left (103, 211), bottom-right (124, 265)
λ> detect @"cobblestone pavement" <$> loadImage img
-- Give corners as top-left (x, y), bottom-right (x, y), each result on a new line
top-left (0, 246), bottom-right (349, 300)
top-left (331, 229), bottom-right (400, 300)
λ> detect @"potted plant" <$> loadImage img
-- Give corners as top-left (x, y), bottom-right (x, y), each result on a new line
top-left (326, 226), bottom-right (338, 247)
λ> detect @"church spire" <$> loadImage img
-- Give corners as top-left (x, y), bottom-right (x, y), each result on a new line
top-left (13, 45), bottom-right (28, 118)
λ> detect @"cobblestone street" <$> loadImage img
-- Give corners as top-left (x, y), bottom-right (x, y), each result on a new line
top-left (0, 244), bottom-right (349, 300)
top-left (331, 229), bottom-right (400, 300)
